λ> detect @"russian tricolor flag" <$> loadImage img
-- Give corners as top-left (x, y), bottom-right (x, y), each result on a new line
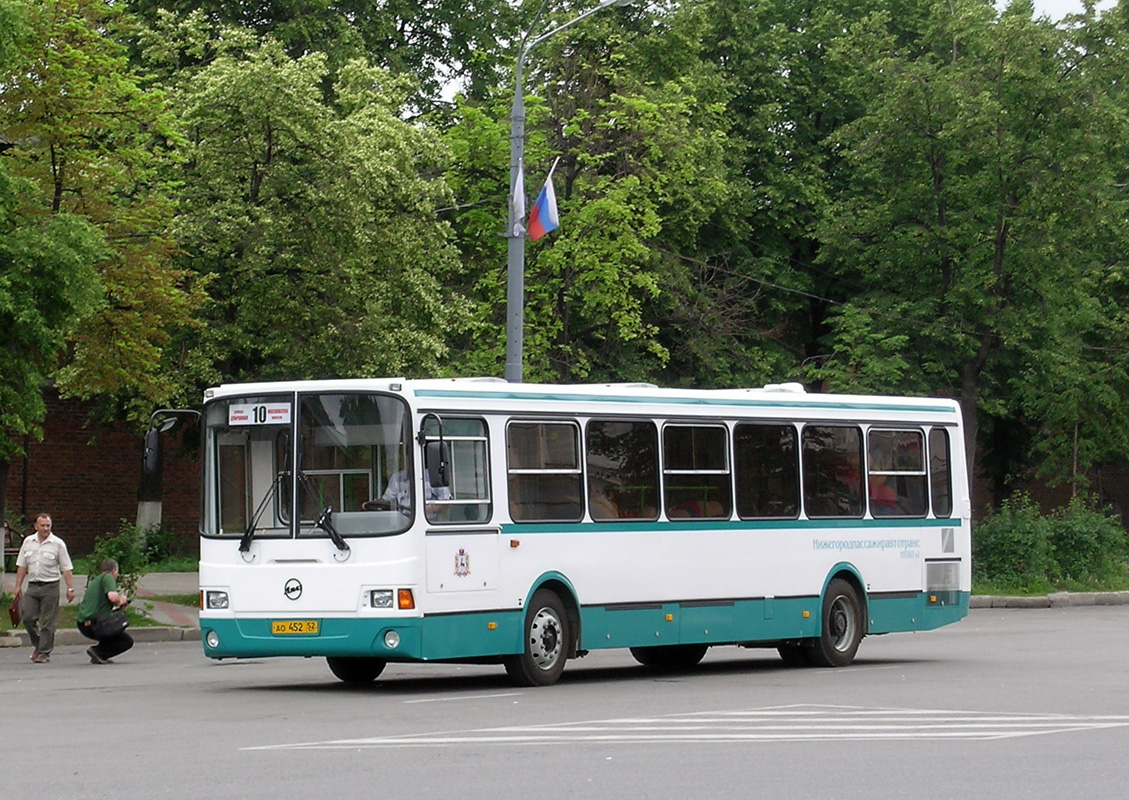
top-left (528, 160), bottom-right (560, 242)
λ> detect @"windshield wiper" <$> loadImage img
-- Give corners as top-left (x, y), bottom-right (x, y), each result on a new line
top-left (240, 472), bottom-right (284, 553)
top-left (314, 506), bottom-right (350, 554)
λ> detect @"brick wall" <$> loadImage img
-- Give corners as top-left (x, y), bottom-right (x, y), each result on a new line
top-left (3, 392), bottom-right (199, 557)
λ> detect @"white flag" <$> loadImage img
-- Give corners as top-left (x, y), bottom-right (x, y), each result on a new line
top-left (511, 159), bottom-right (526, 236)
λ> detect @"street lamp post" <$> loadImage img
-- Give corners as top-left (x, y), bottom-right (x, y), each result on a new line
top-left (505, 0), bottom-right (632, 384)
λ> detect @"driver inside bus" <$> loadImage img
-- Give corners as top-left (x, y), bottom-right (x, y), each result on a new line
top-left (363, 468), bottom-right (451, 515)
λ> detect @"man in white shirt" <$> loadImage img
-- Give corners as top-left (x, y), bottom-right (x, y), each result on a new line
top-left (14, 513), bottom-right (76, 664)
top-left (365, 468), bottom-right (451, 515)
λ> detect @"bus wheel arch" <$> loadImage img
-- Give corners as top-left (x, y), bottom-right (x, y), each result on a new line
top-left (807, 571), bottom-right (867, 668)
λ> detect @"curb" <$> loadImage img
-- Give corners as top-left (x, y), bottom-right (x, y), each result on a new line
top-left (970, 591), bottom-right (1129, 609)
top-left (0, 626), bottom-right (200, 648)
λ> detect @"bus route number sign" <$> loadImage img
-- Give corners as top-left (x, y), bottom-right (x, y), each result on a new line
top-left (229, 403), bottom-right (292, 426)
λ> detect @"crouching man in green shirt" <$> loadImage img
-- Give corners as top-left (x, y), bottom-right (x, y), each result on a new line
top-left (76, 559), bottom-right (133, 664)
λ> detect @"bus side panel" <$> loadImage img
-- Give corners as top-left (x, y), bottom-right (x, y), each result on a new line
top-left (578, 603), bottom-right (680, 650)
top-left (677, 598), bottom-right (819, 644)
top-left (418, 609), bottom-right (524, 660)
top-left (918, 592), bottom-right (970, 630)
top-left (866, 591), bottom-right (970, 634)
top-left (578, 597), bottom-right (821, 650)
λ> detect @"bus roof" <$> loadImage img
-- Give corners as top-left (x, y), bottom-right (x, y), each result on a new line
top-left (205, 377), bottom-right (962, 420)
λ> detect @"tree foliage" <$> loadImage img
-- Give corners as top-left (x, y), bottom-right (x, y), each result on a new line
top-left (5, 0), bottom-right (1129, 510)
top-left (815, 0), bottom-right (1129, 480)
top-left (144, 27), bottom-right (470, 382)
top-left (0, 0), bottom-right (204, 424)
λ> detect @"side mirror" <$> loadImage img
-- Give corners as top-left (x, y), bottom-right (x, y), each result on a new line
top-left (142, 409), bottom-right (200, 476)
top-left (143, 427), bottom-right (162, 474)
top-left (425, 440), bottom-right (450, 489)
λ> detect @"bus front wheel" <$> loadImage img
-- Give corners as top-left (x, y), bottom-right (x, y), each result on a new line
top-left (504, 589), bottom-right (569, 687)
top-left (807, 578), bottom-right (864, 667)
top-left (327, 656), bottom-right (386, 684)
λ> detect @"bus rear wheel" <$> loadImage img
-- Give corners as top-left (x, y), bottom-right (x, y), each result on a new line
top-left (327, 656), bottom-right (386, 684)
top-left (504, 589), bottom-right (569, 687)
top-left (629, 644), bottom-right (709, 671)
top-left (807, 578), bottom-right (864, 667)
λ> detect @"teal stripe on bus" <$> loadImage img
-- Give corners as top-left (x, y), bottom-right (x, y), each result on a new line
top-left (201, 591), bottom-right (969, 661)
top-left (501, 517), bottom-right (963, 535)
top-left (414, 388), bottom-right (957, 415)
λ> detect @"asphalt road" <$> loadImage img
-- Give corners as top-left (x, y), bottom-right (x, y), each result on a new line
top-left (5, 605), bottom-right (1128, 800)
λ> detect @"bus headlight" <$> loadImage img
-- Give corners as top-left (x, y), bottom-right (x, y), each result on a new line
top-left (369, 590), bottom-right (393, 609)
top-left (384, 630), bottom-right (401, 649)
top-left (205, 630), bottom-right (220, 648)
top-left (205, 591), bottom-right (229, 609)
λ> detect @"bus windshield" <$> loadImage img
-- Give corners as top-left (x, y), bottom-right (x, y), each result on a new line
top-left (202, 392), bottom-right (412, 539)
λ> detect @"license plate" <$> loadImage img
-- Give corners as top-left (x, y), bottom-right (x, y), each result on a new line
top-left (271, 620), bottom-right (319, 635)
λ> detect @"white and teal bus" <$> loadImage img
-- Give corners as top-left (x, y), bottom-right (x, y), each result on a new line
top-left (188, 378), bottom-right (970, 686)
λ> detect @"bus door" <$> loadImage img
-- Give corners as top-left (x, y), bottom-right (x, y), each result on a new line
top-left (420, 416), bottom-right (499, 595)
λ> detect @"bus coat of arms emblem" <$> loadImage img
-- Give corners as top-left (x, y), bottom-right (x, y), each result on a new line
top-left (454, 548), bottom-right (471, 577)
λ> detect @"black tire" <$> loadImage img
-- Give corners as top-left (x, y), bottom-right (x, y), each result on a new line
top-left (327, 656), bottom-right (386, 684)
top-left (777, 644), bottom-right (812, 667)
top-left (807, 578), bottom-right (864, 667)
top-left (504, 589), bottom-right (569, 687)
top-left (629, 644), bottom-right (709, 671)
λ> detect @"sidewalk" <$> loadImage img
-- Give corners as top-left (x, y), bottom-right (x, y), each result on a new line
top-left (0, 571), bottom-right (199, 648)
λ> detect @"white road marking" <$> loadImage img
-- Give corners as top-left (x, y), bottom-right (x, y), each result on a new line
top-left (243, 703), bottom-right (1129, 750)
top-left (403, 692), bottom-right (523, 704)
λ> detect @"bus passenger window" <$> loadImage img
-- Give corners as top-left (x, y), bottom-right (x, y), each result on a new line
top-left (867, 429), bottom-right (927, 517)
top-left (929, 428), bottom-right (953, 518)
top-left (585, 420), bottom-right (659, 521)
top-left (734, 424), bottom-right (799, 518)
top-left (802, 425), bottom-right (864, 518)
top-left (662, 425), bottom-right (731, 519)
top-left (507, 422), bottom-right (582, 522)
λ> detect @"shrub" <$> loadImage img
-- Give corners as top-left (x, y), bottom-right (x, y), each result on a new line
top-left (139, 524), bottom-right (181, 564)
top-left (87, 521), bottom-right (148, 598)
top-left (972, 494), bottom-right (1054, 589)
top-left (974, 493), bottom-right (1129, 591)
top-left (1048, 497), bottom-right (1129, 585)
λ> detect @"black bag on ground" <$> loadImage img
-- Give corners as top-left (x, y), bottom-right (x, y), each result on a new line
top-left (91, 611), bottom-right (129, 638)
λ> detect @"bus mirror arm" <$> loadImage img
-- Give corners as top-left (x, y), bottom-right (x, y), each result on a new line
top-left (417, 413), bottom-right (450, 489)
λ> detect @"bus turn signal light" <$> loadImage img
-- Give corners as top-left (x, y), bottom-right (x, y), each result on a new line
top-left (398, 589), bottom-right (415, 610)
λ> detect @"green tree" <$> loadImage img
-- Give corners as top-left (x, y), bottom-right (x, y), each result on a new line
top-left (127, 0), bottom-right (520, 105)
top-left (701, 0), bottom-right (889, 380)
top-left (154, 33), bottom-right (469, 382)
top-left (0, 0), bottom-right (105, 519)
top-left (0, 0), bottom-right (204, 425)
top-left (815, 0), bottom-right (1129, 485)
top-left (444, 3), bottom-right (749, 384)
